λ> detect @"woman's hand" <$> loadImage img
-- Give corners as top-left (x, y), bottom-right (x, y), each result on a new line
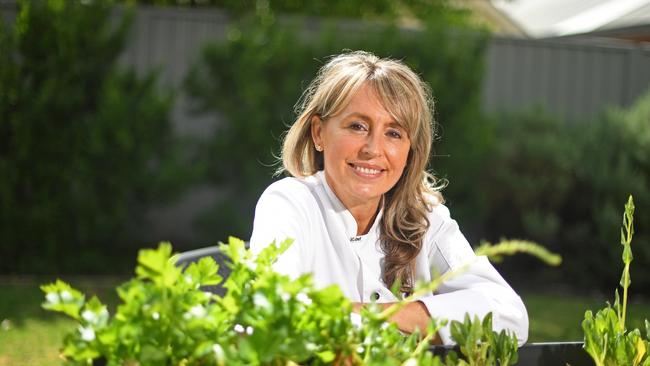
top-left (351, 302), bottom-right (365, 313)
top-left (351, 301), bottom-right (442, 344)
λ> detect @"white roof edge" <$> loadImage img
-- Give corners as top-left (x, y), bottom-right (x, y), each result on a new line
top-left (551, 0), bottom-right (649, 36)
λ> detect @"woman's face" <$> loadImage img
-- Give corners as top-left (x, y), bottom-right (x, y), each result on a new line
top-left (311, 84), bottom-right (411, 211)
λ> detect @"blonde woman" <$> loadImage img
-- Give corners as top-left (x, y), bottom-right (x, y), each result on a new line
top-left (250, 51), bottom-right (528, 345)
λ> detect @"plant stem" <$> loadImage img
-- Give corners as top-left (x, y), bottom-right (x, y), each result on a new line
top-left (412, 330), bottom-right (436, 357)
top-left (620, 196), bottom-right (635, 331)
top-left (379, 240), bottom-right (561, 322)
top-left (622, 260), bottom-right (630, 331)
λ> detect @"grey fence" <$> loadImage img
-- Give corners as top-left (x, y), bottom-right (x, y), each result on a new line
top-left (483, 37), bottom-right (650, 121)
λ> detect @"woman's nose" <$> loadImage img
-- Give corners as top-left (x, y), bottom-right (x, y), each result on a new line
top-left (361, 133), bottom-right (382, 157)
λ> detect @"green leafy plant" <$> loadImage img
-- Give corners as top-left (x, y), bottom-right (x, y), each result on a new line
top-left (43, 238), bottom-right (557, 365)
top-left (443, 314), bottom-right (518, 366)
top-left (582, 196), bottom-right (650, 366)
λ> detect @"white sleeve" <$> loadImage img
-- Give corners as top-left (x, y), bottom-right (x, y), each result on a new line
top-left (249, 182), bottom-right (311, 279)
top-left (418, 208), bottom-right (529, 346)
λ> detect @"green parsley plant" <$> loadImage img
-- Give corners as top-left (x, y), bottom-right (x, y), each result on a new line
top-left (43, 236), bottom-right (558, 365)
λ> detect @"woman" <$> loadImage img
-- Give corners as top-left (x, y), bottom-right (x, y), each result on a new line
top-left (250, 51), bottom-right (528, 345)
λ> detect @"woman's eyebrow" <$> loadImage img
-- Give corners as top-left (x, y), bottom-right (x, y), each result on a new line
top-left (387, 121), bottom-right (405, 129)
top-left (344, 112), bottom-right (399, 126)
top-left (343, 112), bottom-right (372, 121)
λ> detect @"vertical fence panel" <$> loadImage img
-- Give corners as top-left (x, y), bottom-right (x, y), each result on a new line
top-left (482, 37), bottom-right (650, 121)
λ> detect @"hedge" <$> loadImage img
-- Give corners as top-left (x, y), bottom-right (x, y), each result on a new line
top-left (0, 0), bottom-right (184, 273)
top-left (476, 92), bottom-right (650, 294)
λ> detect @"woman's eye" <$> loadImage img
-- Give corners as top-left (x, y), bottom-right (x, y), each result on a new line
top-left (349, 122), bottom-right (366, 131)
top-left (388, 130), bottom-right (402, 139)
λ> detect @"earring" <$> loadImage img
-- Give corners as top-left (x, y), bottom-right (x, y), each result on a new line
top-left (315, 144), bottom-right (323, 152)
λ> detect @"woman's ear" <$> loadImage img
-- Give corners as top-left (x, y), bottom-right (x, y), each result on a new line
top-left (311, 115), bottom-right (323, 150)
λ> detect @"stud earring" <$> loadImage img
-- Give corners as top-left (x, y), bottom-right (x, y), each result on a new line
top-left (315, 144), bottom-right (323, 152)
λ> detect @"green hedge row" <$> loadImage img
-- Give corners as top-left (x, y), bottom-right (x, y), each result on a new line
top-left (474, 93), bottom-right (650, 294)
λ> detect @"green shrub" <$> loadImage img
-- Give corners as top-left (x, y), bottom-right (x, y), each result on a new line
top-left (567, 92), bottom-right (650, 292)
top-left (473, 92), bottom-right (650, 294)
top-left (185, 11), bottom-right (489, 243)
top-left (0, 0), bottom-right (183, 274)
top-left (470, 108), bottom-right (577, 284)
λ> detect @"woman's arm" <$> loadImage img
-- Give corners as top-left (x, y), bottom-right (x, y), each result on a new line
top-left (417, 204), bottom-right (529, 345)
top-left (249, 180), bottom-right (312, 278)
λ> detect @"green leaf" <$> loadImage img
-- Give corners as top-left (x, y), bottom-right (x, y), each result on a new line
top-left (135, 242), bottom-right (181, 287)
top-left (184, 256), bottom-right (222, 287)
top-left (620, 270), bottom-right (632, 288)
top-left (316, 350), bottom-right (336, 362)
top-left (220, 236), bottom-right (247, 266)
top-left (140, 344), bottom-right (167, 363)
top-left (633, 335), bottom-right (646, 365)
top-left (255, 238), bottom-right (293, 268)
top-left (81, 296), bottom-right (109, 328)
top-left (622, 244), bottom-right (633, 264)
top-left (41, 279), bottom-right (85, 320)
top-left (481, 312), bottom-right (493, 331)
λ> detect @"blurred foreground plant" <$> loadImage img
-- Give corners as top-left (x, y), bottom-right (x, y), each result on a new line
top-left (43, 237), bottom-right (558, 365)
top-left (582, 196), bottom-right (650, 366)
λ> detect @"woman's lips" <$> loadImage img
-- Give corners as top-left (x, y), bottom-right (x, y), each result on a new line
top-left (349, 163), bottom-right (384, 177)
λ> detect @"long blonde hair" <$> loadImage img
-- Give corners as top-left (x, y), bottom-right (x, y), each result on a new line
top-left (280, 51), bottom-right (443, 292)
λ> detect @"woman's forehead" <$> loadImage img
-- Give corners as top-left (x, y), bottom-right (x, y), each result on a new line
top-left (322, 80), bottom-right (418, 136)
top-left (343, 85), bottom-right (392, 116)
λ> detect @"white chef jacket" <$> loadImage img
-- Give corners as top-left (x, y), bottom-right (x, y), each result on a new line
top-left (250, 171), bottom-right (528, 345)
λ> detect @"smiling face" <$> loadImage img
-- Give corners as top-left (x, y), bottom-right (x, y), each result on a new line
top-left (311, 83), bottom-right (411, 214)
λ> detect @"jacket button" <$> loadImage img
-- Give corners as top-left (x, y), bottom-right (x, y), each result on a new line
top-left (371, 292), bottom-right (380, 301)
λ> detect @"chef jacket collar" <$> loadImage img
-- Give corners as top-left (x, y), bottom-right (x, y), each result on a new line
top-left (316, 170), bottom-right (384, 239)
